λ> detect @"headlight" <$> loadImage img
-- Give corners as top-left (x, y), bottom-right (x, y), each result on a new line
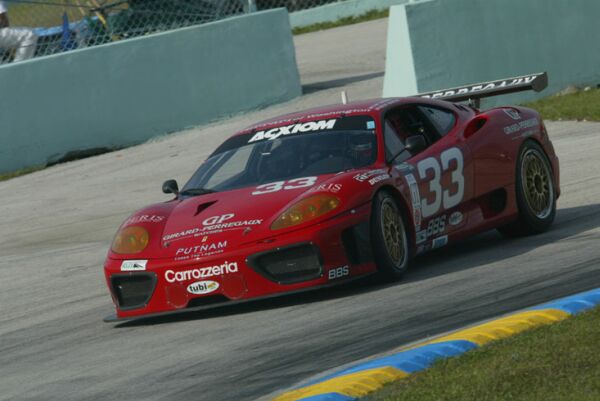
top-left (111, 226), bottom-right (149, 254)
top-left (271, 194), bottom-right (340, 231)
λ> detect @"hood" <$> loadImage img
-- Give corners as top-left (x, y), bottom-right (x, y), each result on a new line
top-left (109, 169), bottom-right (381, 260)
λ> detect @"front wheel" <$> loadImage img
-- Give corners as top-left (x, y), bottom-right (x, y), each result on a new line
top-left (499, 140), bottom-right (556, 237)
top-left (371, 191), bottom-right (409, 280)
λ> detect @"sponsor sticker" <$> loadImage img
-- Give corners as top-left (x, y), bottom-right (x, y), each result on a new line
top-left (328, 265), bottom-right (350, 280)
top-left (354, 169), bottom-right (386, 182)
top-left (309, 183), bottom-right (342, 193)
top-left (503, 108), bottom-right (521, 120)
top-left (175, 241), bottom-right (227, 260)
top-left (248, 119), bottom-right (337, 143)
top-left (449, 211), bottom-right (463, 226)
top-left (125, 215), bottom-right (165, 225)
top-left (432, 235), bottom-right (448, 249)
top-left (421, 75), bottom-right (538, 100)
top-left (405, 173), bottom-right (422, 228)
top-left (163, 215), bottom-right (262, 242)
top-left (165, 261), bottom-right (238, 283)
top-left (187, 280), bottom-right (219, 295)
top-left (368, 174), bottom-right (389, 185)
top-left (366, 121), bottom-right (376, 130)
top-left (504, 118), bottom-right (538, 135)
top-left (121, 260), bottom-right (147, 272)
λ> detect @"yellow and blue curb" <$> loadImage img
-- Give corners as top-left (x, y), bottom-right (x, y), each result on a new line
top-left (271, 288), bottom-right (600, 401)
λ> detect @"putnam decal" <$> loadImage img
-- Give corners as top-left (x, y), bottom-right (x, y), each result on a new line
top-left (187, 280), bottom-right (219, 295)
top-left (248, 119), bottom-right (337, 143)
top-left (165, 261), bottom-right (238, 283)
top-left (121, 260), bottom-right (147, 272)
top-left (175, 241), bottom-right (227, 259)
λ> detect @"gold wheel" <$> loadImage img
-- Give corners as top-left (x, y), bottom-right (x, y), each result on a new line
top-left (521, 149), bottom-right (554, 219)
top-left (380, 198), bottom-right (406, 267)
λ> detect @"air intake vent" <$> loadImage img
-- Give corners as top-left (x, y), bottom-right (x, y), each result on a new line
top-left (111, 273), bottom-right (156, 310)
top-left (247, 243), bottom-right (323, 284)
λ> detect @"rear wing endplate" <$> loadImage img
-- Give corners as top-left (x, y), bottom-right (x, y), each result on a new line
top-left (417, 72), bottom-right (548, 108)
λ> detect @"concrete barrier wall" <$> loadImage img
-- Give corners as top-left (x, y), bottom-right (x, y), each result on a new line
top-left (290, 0), bottom-right (411, 28)
top-left (0, 9), bottom-right (301, 173)
top-left (383, 0), bottom-right (600, 107)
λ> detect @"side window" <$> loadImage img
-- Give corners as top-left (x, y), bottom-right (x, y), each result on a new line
top-left (419, 106), bottom-right (456, 136)
top-left (384, 120), bottom-right (406, 162)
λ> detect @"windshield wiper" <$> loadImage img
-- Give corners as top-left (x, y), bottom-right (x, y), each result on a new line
top-left (179, 188), bottom-right (217, 197)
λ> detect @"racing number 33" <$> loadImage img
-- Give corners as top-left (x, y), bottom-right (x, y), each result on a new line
top-left (252, 177), bottom-right (318, 195)
top-left (417, 148), bottom-right (464, 218)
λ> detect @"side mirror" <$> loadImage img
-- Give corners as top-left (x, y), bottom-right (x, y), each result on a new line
top-left (162, 179), bottom-right (179, 195)
top-left (405, 135), bottom-right (427, 154)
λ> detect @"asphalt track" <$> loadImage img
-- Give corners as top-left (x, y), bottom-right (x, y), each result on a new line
top-left (1, 19), bottom-right (600, 401)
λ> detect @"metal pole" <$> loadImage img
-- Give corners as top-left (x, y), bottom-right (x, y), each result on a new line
top-left (246, 0), bottom-right (257, 13)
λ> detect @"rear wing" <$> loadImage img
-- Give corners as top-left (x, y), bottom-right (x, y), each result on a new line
top-left (417, 72), bottom-right (548, 108)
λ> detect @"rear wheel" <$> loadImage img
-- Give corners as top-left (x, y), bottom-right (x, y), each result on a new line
top-left (371, 191), bottom-right (409, 280)
top-left (499, 140), bottom-right (556, 237)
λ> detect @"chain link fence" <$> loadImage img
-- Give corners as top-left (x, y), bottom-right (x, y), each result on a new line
top-left (0, 0), bottom-right (347, 63)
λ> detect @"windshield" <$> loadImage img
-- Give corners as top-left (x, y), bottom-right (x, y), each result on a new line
top-left (182, 115), bottom-right (378, 194)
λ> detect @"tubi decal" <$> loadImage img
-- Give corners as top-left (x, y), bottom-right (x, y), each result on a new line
top-left (187, 280), bottom-right (219, 295)
top-left (121, 260), bottom-right (147, 271)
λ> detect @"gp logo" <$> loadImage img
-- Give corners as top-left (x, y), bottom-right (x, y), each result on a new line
top-left (203, 214), bottom-right (235, 226)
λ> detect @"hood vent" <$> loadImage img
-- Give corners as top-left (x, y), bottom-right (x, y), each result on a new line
top-left (194, 201), bottom-right (217, 217)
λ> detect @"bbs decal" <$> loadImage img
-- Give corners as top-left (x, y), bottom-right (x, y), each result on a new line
top-left (328, 266), bottom-right (349, 280)
top-left (417, 147), bottom-right (464, 218)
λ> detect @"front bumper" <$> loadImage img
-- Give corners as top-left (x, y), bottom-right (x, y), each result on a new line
top-left (104, 203), bottom-right (375, 320)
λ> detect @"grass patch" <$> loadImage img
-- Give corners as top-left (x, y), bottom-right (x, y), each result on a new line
top-left (364, 306), bottom-right (600, 401)
top-left (524, 87), bottom-right (600, 122)
top-left (0, 165), bottom-right (46, 182)
top-left (292, 9), bottom-right (389, 35)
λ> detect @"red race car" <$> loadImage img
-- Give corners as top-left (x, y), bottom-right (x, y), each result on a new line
top-left (104, 73), bottom-right (559, 321)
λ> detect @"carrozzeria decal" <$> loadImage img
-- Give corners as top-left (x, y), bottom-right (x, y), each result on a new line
top-left (270, 288), bottom-right (600, 401)
top-left (165, 261), bottom-right (238, 283)
top-left (248, 119), bottom-right (337, 143)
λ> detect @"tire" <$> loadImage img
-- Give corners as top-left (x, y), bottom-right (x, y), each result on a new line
top-left (498, 140), bottom-right (556, 237)
top-left (371, 191), bottom-right (410, 280)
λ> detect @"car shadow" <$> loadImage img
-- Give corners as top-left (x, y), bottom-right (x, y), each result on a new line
top-left (115, 203), bottom-right (600, 328)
